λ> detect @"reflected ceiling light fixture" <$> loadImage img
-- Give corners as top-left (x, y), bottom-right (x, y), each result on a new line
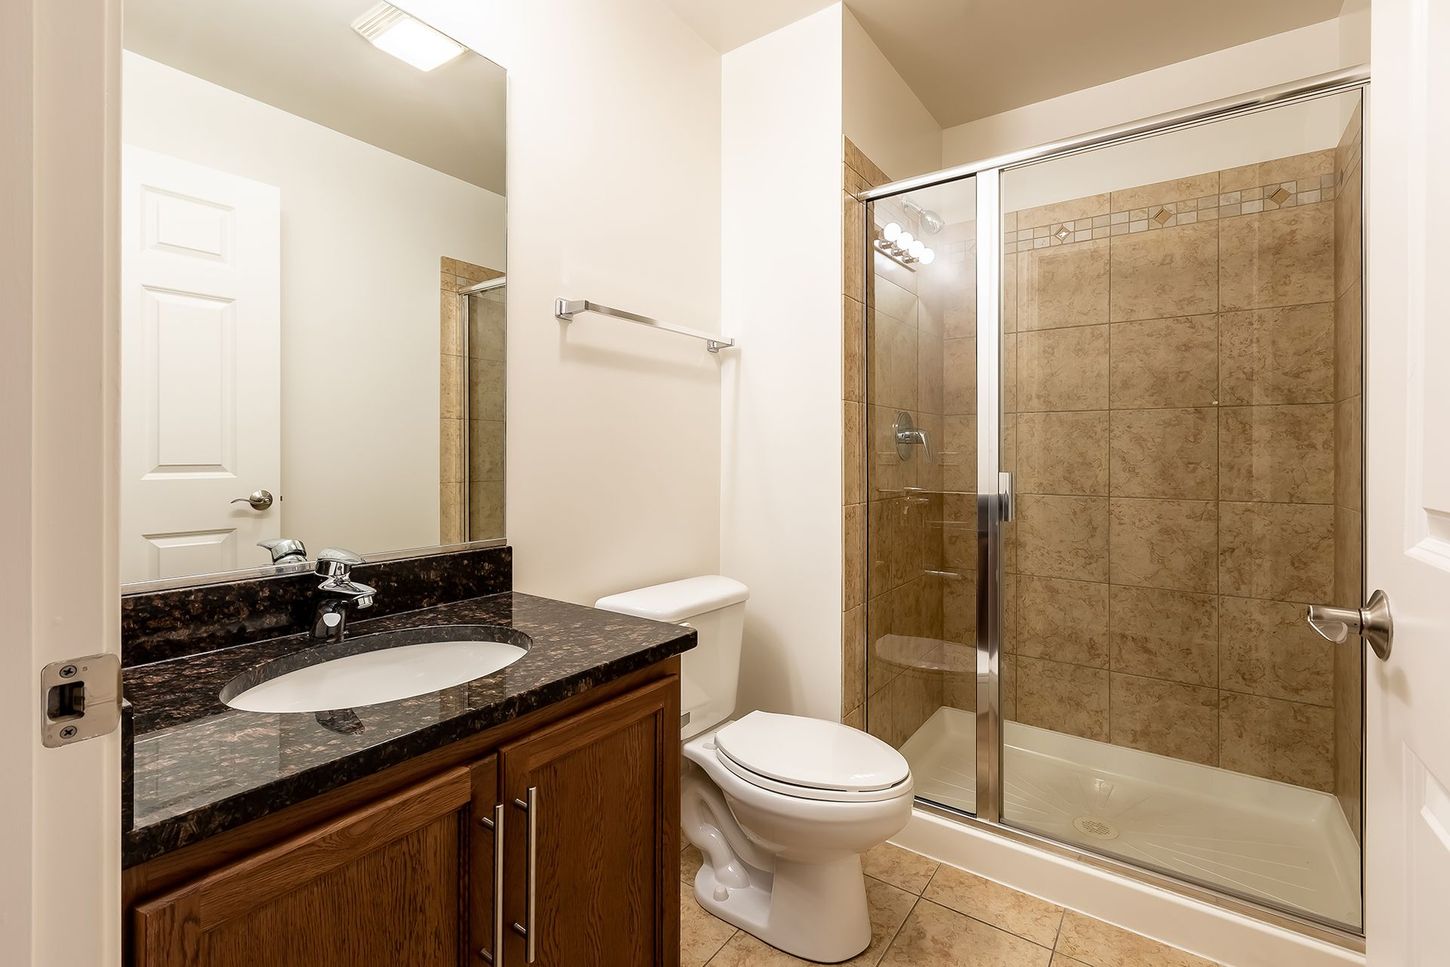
top-left (352, 2), bottom-right (466, 72)
top-left (874, 222), bottom-right (935, 271)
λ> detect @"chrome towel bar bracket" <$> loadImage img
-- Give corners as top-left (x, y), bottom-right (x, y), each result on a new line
top-left (555, 298), bottom-right (735, 353)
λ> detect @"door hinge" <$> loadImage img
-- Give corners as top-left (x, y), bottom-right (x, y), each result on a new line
top-left (42, 653), bottom-right (122, 749)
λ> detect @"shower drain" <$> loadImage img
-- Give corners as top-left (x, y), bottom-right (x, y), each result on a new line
top-left (1072, 816), bottom-right (1121, 840)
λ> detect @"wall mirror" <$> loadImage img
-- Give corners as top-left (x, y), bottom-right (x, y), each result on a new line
top-left (119, 0), bottom-right (506, 588)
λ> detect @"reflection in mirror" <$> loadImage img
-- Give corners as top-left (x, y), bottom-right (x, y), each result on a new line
top-left (119, 0), bottom-right (506, 587)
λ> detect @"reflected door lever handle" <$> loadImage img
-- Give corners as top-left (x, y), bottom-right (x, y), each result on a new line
top-left (230, 489), bottom-right (274, 511)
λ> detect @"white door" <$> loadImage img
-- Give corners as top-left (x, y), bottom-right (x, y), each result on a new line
top-left (1365, 0), bottom-right (1450, 963)
top-left (120, 146), bottom-right (282, 584)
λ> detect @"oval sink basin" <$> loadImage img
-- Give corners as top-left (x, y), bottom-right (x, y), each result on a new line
top-left (221, 625), bottom-right (530, 713)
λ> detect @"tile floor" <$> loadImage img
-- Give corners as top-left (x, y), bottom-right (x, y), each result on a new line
top-left (681, 841), bottom-right (1222, 967)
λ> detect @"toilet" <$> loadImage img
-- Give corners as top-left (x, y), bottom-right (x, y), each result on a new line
top-left (596, 576), bottom-right (915, 963)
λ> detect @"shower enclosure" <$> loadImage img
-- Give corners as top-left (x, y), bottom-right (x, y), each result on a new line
top-left (441, 274), bottom-right (507, 544)
top-left (857, 71), bottom-right (1366, 939)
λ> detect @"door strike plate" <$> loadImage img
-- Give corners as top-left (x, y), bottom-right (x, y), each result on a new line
top-left (41, 653), bottom-right (121, 749)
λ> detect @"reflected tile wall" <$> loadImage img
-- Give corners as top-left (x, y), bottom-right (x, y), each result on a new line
top-left (439, 257), bottom-right (505, 544)
top-left (1332, 104), bottom-right (1365, 838)
top-left (848, 140), bottom-right (948, 744)
top-left (853, 138), bottom-right (981, 748)
top-left (1005, 147), bottom-right (1351, 794)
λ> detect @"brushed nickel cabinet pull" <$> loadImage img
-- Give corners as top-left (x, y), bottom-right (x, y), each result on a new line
top-left (478, 803), bottom-right (505, 964)
top-left (511, 787), bottom-right (538, 963)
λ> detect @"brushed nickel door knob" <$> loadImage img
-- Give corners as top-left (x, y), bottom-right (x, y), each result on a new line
top-left (1307, 589), bottom-right (1393, 661)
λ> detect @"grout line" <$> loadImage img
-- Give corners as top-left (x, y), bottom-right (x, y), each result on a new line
top-left (878, 893), bottom-right (924, 963)
top-left (1015, 489), bottom-right (1335, 506)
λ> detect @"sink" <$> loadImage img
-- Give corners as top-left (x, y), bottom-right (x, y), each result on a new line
top-left (220, 625), bottom-right (530, 713)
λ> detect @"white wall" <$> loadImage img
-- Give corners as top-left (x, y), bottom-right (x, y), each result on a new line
top-left (401, 0), bottom-right (726, 608)
top-left (122, 51), bottom-right (506, 559)
top-left (943, 20), bottom-right (1350, 166)
top-left (720, 5), bottom-right (844, 721)
top-left (842, 8), bottom-right (941, 182)
top-left (1, 0), bottom-right (121, 962)
top-left (1338, 0), bottom-right (1371, 67)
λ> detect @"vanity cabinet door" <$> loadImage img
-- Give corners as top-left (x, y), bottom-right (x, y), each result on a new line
top-left (133, 768), bottom-right (472, 967)
top-left (498, 677), bottom-right (680, 967)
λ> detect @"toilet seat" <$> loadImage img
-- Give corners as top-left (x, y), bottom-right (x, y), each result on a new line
top-left (712, 711), bottom-right (911, 803)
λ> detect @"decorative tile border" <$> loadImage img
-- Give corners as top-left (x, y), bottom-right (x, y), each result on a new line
top-left (1005, 174), bottom-right (1338, 254)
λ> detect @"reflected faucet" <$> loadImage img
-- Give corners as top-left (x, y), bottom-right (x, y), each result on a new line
top-left (257, 537), bottom-right (307, 565)
top-left (311, 548), bottom-right (376, 642)
top-left (893, 411), bottom-right (933, 463)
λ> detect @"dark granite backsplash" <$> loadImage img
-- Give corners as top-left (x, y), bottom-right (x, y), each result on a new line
top-left (122, 545), bottom-right (510, 667)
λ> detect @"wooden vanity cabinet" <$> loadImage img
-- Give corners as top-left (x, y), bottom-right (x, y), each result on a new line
top-left (133, 769), bottom-right (473, 967)
top-left (497, 679), bottom-right (679, 966)
top-left (130, 671), bottom-right (680, 967)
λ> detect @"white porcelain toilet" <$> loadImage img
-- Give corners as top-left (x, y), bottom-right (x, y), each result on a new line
top-left (596, 576), bottom-right (914, 963)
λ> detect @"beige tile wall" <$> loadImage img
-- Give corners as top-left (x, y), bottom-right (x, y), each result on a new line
top-left (846, 137), bottom-right (1363, 803)
top-left (1000, 149), bottom-right (1347, 792)
top-left (1332, 103), bottom-right (1364, 837)
top-left (842, 139), bottom-right (877, 732)
top-left (440, 257), bottom-right (506, 544)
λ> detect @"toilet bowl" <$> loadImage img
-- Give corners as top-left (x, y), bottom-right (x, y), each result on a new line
top-left (595, 576), bottom-right (915, 963)
top-left (682, 712), bottom-right (914, 962)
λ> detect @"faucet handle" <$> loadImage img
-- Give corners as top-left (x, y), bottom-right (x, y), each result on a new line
top-left (315, 547), bottom-right (364, 577)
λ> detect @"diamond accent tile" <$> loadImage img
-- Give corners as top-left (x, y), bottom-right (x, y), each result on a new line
top-left (1151, 206), bottom-right (1172, 225)
top-left (1269, 186), bottom-right (1292, 206)
top-left (1054, 225), bottom-right (1072, 242)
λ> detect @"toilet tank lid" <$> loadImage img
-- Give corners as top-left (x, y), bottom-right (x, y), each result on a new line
top-left (595, 575), bottom-right (749, 622)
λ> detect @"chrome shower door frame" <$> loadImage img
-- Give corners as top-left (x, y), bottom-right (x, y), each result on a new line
top-left (859, 65), bottom-right (1370, 949)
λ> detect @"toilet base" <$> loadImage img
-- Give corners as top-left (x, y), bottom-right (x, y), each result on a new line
top-left (692, 852), bottom-right (872, 963)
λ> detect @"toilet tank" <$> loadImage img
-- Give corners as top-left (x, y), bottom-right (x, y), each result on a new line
top-left (595, 576), bottom-right (749, 739)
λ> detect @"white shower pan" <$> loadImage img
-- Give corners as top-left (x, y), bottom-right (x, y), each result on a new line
top-left (899, 706), bottom-right (1361, 928)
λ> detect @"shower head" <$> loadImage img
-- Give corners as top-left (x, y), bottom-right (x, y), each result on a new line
top-left (904, 201), bottom-right (944, 235)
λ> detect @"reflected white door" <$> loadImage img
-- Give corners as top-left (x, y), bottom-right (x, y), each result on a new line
top-left (120, 146), bottom-right (282, 583)
top-left (1365, 0), bottom-right (1450, 963)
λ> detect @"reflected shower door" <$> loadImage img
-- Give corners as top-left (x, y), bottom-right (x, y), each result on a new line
top-left (996, 89), bottom-right (1365, 930)
top-left (863, 175), bottom-right (980, 815)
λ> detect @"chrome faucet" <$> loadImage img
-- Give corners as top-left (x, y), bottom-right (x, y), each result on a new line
top-left (311, 548), bottom-right (376, 642)
top-left (257, 537), bottom-right (307, 565)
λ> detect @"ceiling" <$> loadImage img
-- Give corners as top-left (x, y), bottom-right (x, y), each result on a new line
top-left (124, 0), bottom-right (506, 194)
top-left (663, 0), bottom-right (837, 54)
top-left (843, 0), bottom-right (1346, 128)
top-left (665, 0), bottom-right (1345, 129)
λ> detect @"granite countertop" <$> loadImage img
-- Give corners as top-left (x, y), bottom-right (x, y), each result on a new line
top-left (123, 591), bottom-right (694, 867)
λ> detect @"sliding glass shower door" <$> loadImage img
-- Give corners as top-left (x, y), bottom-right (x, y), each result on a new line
top-left (864, 83), bottom-right (1365, 933)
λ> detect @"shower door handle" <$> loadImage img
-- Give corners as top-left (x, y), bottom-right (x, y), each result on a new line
top-left (998, 472), bottom-right (1014, 523)
top-left (1307, 589), bottom-right (1393, 661)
